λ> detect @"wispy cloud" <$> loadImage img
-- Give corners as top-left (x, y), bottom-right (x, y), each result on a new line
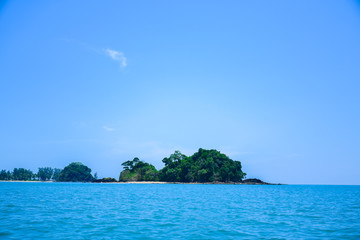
top-left (103, 126), bottom-right (115, 132)
top-left (60, 38), bottom-right (128, 69)
top-left (104, 48), bottom-right (127, 67)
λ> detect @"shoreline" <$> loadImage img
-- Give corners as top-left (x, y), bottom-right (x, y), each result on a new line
top-left (0, 180), bottom-right (53, 183)
top-left (116, 181), bottom-right (279, 185)
top-left (0, 180), bottom-right (279, 185)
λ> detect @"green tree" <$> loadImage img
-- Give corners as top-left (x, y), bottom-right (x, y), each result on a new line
top-left (12, 168), bottom-right (35, 181)
top-left (121, 160), bottom-right (134, 171)
top-left (57, 162), bottom-right (94, 182)
top-left (119, 158), bottom-right (159, 181)
top-left (159, 150), bottom-right (187, 182)
top-left (38, 167), bottom-right (54, 181)
top-left (52, 168), bottom-right (62, 181)
top-left (0, 170), bottom-right (12, 180)
top-left (162, 150), bottom-right (186, 167)
top-left (159, 149), bottom-right (246, 182)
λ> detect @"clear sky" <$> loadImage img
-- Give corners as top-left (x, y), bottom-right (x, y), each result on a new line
top-left (1, 0), bottom-right (360, 184)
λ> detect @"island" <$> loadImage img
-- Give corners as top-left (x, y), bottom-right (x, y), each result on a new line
top-left (0, 148), bottom-right (273, 184)
top-left (119, 148), bottom-right (246, 183)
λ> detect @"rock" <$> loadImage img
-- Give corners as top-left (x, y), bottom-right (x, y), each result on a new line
top-left (93, 177), bottom-right (117, 183)
top-left (243, 178), bottom-right (268, 184)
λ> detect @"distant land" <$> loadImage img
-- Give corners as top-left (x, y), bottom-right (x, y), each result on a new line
top-left (0, 148), bottom-right (275, 185)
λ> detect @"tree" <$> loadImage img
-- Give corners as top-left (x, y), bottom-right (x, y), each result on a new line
top-left (159, 149), bottom-right (246, 182)
top-left (12, 168), bottom-right (35, 181)
top-left (162, 150), bottom-right (186, 167)
top-left (119, 158), bottom-right (159, 182)
top-left (0, 170), bottom-right (12, 180)
top-left (121, 160), bottom-right (134, 171)
top-left (52, 168), bottom-right (62, 181)
top-left (57, 162), bottom-right (94, 182)
top-left (38, 167), bottom-right (54, 181)
top-left (159, 150), bottom-right (187, 182)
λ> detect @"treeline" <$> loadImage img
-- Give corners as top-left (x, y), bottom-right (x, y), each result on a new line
top-left (0, 167), bottom-right (62, 181)
top-left (120, 157), bottom-right (159, 181)
top-left (0, 163), bottom-right (94, 182)
top-left (119, 148), bottom-right (246, 183)
top-left (0, 149), bottom-right (247, 183)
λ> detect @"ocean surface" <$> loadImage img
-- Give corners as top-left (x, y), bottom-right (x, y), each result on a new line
top-left (0, 183), bottom-right (359, 239)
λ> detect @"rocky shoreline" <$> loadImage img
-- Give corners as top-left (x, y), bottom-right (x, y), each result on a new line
top-left (97, 178), bottom-right (281, 185)
top-left (0, 179), bottom-right (281, 185)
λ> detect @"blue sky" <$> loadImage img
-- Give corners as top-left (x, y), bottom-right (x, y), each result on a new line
top-left (1, 0), bottom-right (360, 184)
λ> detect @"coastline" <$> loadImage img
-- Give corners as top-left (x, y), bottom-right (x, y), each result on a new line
top-left (0, 180), bottom-right (279, 185)
top-left (117, 181), bottom-right (279, 185)
top-left (0, 180), bottom-right (53, 183)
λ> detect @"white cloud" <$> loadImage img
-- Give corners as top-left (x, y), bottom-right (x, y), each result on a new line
top-left (104, 48), bottom-right (127, 67)
top-left (61, 39), bottom-right (127, 68)
top-left (103, 126), bottom-right (115, 132)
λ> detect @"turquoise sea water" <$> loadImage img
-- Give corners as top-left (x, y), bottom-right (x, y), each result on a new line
top-left (0, 183), bottom-right (359, 239)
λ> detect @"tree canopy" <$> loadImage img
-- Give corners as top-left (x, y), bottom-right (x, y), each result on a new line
top-left (11, 168), bottom-right (36, 181)
top-left (0, 170), bottom-right (13, 180)
top-left (0, 167), bottom-right (62, 181)
top-left (57, 162), bottom-right (94, 182)
top-left (37, 167), bottom-right (54, 181)
top-left (159, 149), bottom-right (246, 182)
top-left (119, 157), bottom-right (159, 182)
top-left (118, 149), bottom-right (246, 183)
top-left (1, 149), bottom-right (247, 183)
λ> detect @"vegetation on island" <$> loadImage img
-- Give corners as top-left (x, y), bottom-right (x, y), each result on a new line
top-left (38, 167), bottom-right (62, 181)
top-left (0, 148), bottom-right (255, 184)
top-left (0, 167), bottom-right (61, 181)
top-left (0, 163), bottom-right (94, 182)
top-left (119, 157), bottom-right (159, 182)
top-left (119, 148), bottom-right (246, 183)
top-left (93, 177), bottom-right (118, 183)
top-left (57, 162), bottom-right (94, 182)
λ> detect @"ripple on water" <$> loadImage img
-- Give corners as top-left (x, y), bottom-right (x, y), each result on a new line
top-left (0, 183), bottom-right (359, 239)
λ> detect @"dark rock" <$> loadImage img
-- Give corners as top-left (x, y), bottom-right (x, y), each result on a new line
top-left (243, 178), bottom-right (268, 184)
top-left (93, 177), bottom-right (117, 183)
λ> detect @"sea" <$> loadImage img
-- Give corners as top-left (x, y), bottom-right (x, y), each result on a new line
top-left (0, 183), bottom-right (359, 239)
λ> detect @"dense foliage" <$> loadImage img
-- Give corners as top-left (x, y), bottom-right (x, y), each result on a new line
top-left (93, 177), bottom-right (118, 183)
top-left (37, 167), bottom-right (54, 181)
top-left (119, 157), bottom-right (159, 182)
top-left (57, 162), bottom-right (94, 182)
top-left (0, 167), bottom-right (63, 181)
top-left (118, 149), bottom-right (246, 183)
top-left (12, 168), bottom-right (36, 181)
top-left (52, 168), bottom-right (62, 181)
top-left (0, 170), bottom-right (13, 180)
top-left (1, 149), bottom-right (247, 183)
top-left (0, 168), bottom-right (36, 181)
top-left (159, 149), bottom-right (246, 182)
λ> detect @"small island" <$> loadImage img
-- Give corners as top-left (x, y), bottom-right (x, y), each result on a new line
top-left (119, 148), bottom-right (247, 183)
top-left (0, 148), bottom-right (273, 184)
